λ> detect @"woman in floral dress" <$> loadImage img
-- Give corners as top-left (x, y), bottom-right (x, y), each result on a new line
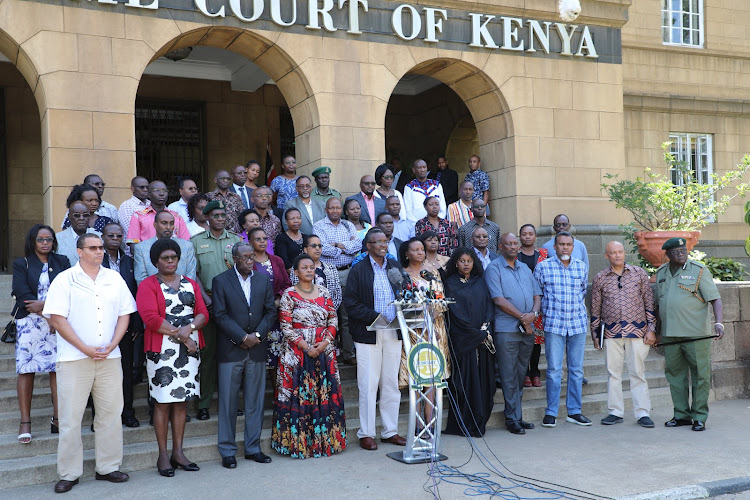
top-left (414, 196), bottom-right (457, 257)
top-left (272, 254), bottom-right (346, 459)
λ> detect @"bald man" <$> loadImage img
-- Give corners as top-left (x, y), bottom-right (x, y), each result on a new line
top-left (345, 175), bottom-right (386, 226)
top-left (590, 241), bottom-right (656, 428)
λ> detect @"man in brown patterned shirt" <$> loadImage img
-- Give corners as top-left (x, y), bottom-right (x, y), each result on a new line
top-left (208, 169), bottom-right (244, 234)
top-left (250, 186), bottom-right (281, 248)
top-left (590, 241), bottom-right (656, 428)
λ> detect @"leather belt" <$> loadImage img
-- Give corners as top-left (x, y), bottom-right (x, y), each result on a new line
top-left (337, 264), bottom-right (351, 271)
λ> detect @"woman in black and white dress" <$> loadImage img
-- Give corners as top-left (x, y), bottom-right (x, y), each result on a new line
top-left (137, 238), bottom-right (208, 477)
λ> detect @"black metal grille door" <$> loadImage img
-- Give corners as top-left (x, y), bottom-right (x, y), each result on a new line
top-left (135, 99), bottom-right (206, 202)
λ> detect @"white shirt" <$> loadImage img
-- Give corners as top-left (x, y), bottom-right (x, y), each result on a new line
top-left (234, 184), bottom-right (251, 209)
top-left (167, 198), bottom-right (190, 224)
top-left (392, 217), bottom-right (416, 242)
top-left (403, 182), bottom-right (447, 221)
top-left (186, 220), bottom-right (207, 237)
top-left (43, 263), bottom-right (137, 362)
top-left (234, 265), bottom-right (252, 305)
top-left (301, 197), bottom-right (314, 221)
top-left (374, 189), bottom-right (406, 221)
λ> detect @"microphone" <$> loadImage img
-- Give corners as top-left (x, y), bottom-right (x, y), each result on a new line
top-left (419, 270), bottom-right (437, 282)
top-left (387, 268), bottom-right (405, 299)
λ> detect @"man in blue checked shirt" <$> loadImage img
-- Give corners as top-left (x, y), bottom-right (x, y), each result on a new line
top-left (533, 231), bottom-right (591, 428)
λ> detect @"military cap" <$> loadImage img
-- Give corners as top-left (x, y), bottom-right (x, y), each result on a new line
top-left (662, 237), bottom-right (687, 251)
top-left (311, 166), bottom-right (331, 178)
top-left (202, 199), bottom-right (225, 215)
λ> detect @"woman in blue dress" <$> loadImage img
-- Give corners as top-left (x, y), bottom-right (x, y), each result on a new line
top-left (270, 155), bottom-right (299, 211)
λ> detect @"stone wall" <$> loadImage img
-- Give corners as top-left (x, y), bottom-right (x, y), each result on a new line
top-left (710, 282), bottom-right (750, 400)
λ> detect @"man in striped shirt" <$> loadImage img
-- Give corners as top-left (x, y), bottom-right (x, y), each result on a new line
top-left (590, 241), bottom-right (656, 428)
top-left (447, 181), bottom-right (475, 230)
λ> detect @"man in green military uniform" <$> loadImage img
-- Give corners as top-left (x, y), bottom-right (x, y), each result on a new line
top-left (191, 200), bottom-right (242, 420)
top-left (311, 166), bottom-right (342, 203)
top-left (655, 237), bottom-right (724, 431)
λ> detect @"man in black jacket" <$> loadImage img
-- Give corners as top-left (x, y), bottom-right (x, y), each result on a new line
top-left (343, 228), bottom-right (406, 451)
top-left (429, 156), bottom-right (459, 205)
top-left (211, 242), bottom-right (276, 469)
top-left (101, 223), bottom-right (141, 428)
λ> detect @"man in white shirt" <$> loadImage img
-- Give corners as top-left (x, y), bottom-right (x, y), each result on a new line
top-left (403, 159), bottom-right (446, 221)
top-left (283, 176), bottom-right (325, 234)
top-left (386, 196), bottom-right (415, 242)
top-left (230, 165), bottom-right (252, 210)
top-left (43, 233), bottom-right (137, 493)
top-left (118, 176), bottom-right (150, 237)
top-left (167, 177), bottom-right (198, 223)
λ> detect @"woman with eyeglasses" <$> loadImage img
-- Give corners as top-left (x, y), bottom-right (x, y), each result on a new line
top-left (290, 234), bottom-right (342, 311)
top-left (373, 163), bottom-right (406, 220)
top-left (518, 224), bottom-right (548, 388)
top-left (136, 238), bottom-right (208, 477)
top-left (246, 227), bottom-right (291, 372)
top-left (12, 225), bottom-right (71, 443)
top-left (414, 196), bottom-right (457, 257)
top-left (61, 184), bottom-right (115, 233)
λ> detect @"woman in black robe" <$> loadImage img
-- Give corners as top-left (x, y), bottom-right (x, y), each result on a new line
top-left (442, 248), bottom-right (496, 437)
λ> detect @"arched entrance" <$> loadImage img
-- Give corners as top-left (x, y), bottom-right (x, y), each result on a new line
top-left (136, 27), bottom-right (320, 196)
top-left (384, 58), bottom-right (514, 230)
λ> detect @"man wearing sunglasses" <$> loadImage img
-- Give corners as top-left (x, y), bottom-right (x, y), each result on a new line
top-left (345, 175), bottom-right (386, 226)
top-left (56, 201), bottom-right (99, 265)
top-left (590, 241), bottom-right (656, 428)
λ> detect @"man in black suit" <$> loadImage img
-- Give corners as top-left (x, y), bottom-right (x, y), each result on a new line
top-left (343, 228), bottom-right (406, 451)
top-left (429, 156), bottom-right (459, 205)
top-left (211, 242), bottom-right (276, 469)
top-left (101, 223), bottom-right (142, 428)
top-left (345, 175), bottom-right (386, 226)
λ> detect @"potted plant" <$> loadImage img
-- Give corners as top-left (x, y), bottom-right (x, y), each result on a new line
top-left (602, 143), bottom-right (750, 267)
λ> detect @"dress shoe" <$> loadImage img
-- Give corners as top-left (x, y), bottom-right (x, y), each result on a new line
top-left (222, 456), bottom-right (237, 469)
top-left (523, 376), bottom-right (532, 388)
top-left (381, 434), bottom-right (407, 446)
top-left (54, 478), bottom-right (79, 493)
top-left (122, 415), bottom-right (140, 428)
top-left (665, 418), bottom-right (692, 428)
top-left (601, 414), bottom-right (624, 425)
top-left (520, 420), bottom-right (535, 430)
top-left (542, 415), bottom-right (556, 427)
top-left (342, 356), bottom-right (357, 366)
top-left (95, 471), bottom-right (129, 483)
top-left (50, 417), bottom-right (59, 434)
top-left (566, 414), bottom-right (592, 426)
top-left (506, 422), bottom-right (526, 435)
top-left (237, 409), bottom-right (244, 416)
top-left (692, 420), bottom-right (706, 431)
top-left (532, 376), bottom-right (542, 387)
top-left (245, 452), bottom-right (272, 464)
top-left (359, 437), bottom-right (378, 450)
top-left (196, 409), bottom-right (210, 420)
top-left (638, 416), bottom-right (655, 428)
top-left (170, 457), bottom-right (200, 471)
top-left (157, 463), bottom-right (175, 477)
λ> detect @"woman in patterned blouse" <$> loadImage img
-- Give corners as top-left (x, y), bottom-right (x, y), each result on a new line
top-left (289, 234), bottom-right (342, 310)
top-left (270, 155), bottom-right (299, 211)
top-left (414, 196), bottom-right (457, 257)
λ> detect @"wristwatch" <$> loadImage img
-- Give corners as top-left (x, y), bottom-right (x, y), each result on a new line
top-left (254, 332), bottom-right (261, 340)
top-left (189, 323), bottom-right (196, 330)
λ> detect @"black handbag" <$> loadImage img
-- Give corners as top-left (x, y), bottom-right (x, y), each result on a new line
top-left (2, 257), bottom-right (28, 343)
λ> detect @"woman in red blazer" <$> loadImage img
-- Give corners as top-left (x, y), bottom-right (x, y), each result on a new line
top-left (136, 238), bottom-right (208, 477)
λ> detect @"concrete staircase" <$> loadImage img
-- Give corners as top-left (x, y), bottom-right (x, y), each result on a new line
top-left (0, 273), bottom-right (673, 490)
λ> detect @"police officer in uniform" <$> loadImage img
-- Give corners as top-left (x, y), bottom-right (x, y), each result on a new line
top-left (655, 237), bottom-right (724, 431)
top-left (190, 200), bottom-right (242, 420)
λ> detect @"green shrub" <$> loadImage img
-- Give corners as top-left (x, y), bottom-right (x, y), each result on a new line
top-left (690, 250), bottom-right (747, 282)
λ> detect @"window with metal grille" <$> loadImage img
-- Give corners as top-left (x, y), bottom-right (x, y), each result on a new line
top-left (662, 0), bottom-right (703, 47)
top-left (135, 99), bottom-right (206, 202)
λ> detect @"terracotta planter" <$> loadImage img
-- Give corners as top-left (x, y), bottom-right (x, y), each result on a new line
top-left (634, 230), bottom-right (702, 267)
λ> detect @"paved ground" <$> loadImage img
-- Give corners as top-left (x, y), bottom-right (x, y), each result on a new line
top-left (4, 399), bottom-right (750, 500)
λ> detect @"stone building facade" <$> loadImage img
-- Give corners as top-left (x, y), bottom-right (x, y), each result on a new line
top-left (0, 0), bottom-right (747, 268)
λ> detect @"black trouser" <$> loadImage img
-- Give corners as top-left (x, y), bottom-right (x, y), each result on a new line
top-left (119, 331), bottom-right (136, 417)
top-left (526, 344), bottom-right (541, 378)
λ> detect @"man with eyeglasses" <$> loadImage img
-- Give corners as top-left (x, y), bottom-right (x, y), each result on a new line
top-left (655, 237), bottom-right (724, 432)
top-left (43, 233), bottom-right (137, 493)
top-left (590, 241), bottom-right (656, 429)
top-left (168, 177), bottom-right (199, 224)
top-left (250, 186), bottom-right (282, 247)
top-left (229, 165), bottom-right (252, 210)
top-left (101, 223), bottom-right (142, 428)
top-left (283, 175), bottom-right (325, 235)
top-left (56, 201), bottom-right (99, 265)
top-left (458, 198), bottom-right (501, 251)
top-left (208, 169), bottom-right (245, 234)
top-left (191, 200), bottom-right (242, 421)
top-left (345, 175), bottom-right (386, 226)
top-left (541, 214), bottom-right (589, 277)
top-left (127, 181), bottom-right (190, 246)
top-left (118, 176), bottom-right (150, 238)
top-left (132, 210), bottom-right (196, 284)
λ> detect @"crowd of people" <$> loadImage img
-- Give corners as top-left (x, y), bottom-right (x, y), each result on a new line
top-left (8, 156), bottom-right (726, 494)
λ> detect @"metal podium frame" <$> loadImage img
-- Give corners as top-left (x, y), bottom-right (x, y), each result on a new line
top-left (386, 297), bottom-right (449, 464)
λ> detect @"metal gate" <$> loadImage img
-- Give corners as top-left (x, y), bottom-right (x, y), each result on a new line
top-left (135, 99), bottom-right (206, 201)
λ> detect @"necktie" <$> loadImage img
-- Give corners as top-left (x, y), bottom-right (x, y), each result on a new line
top-left (239, 187), bottom-right (249, 209)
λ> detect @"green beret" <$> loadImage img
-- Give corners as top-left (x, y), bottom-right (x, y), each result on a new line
top-left (202, 200), bottom-right (225, 215)
top-left (312, 166), bottom-right (331, 177)
top-left (662, 237), bottom-right (687, 250)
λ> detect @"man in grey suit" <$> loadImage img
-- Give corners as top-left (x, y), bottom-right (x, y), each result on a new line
top-left (133, 210), bottom-right (196, 284)
top-left (212, 242), bottom-right (277, 469)
top-left (282, 176), bottom-right (325, 234)
top-left (345, 175), bottom-right (386, 226)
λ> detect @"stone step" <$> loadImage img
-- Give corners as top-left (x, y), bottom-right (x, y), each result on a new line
top-left (0, 386), bottom-right (677, 490)
top-left (0, 274), bottom-right (12, 315)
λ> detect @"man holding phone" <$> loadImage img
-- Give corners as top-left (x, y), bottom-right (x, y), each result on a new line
top-left (590, 241), bottom-right (656, 428)
top-left (485, 233), bottom-right (541, 435)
